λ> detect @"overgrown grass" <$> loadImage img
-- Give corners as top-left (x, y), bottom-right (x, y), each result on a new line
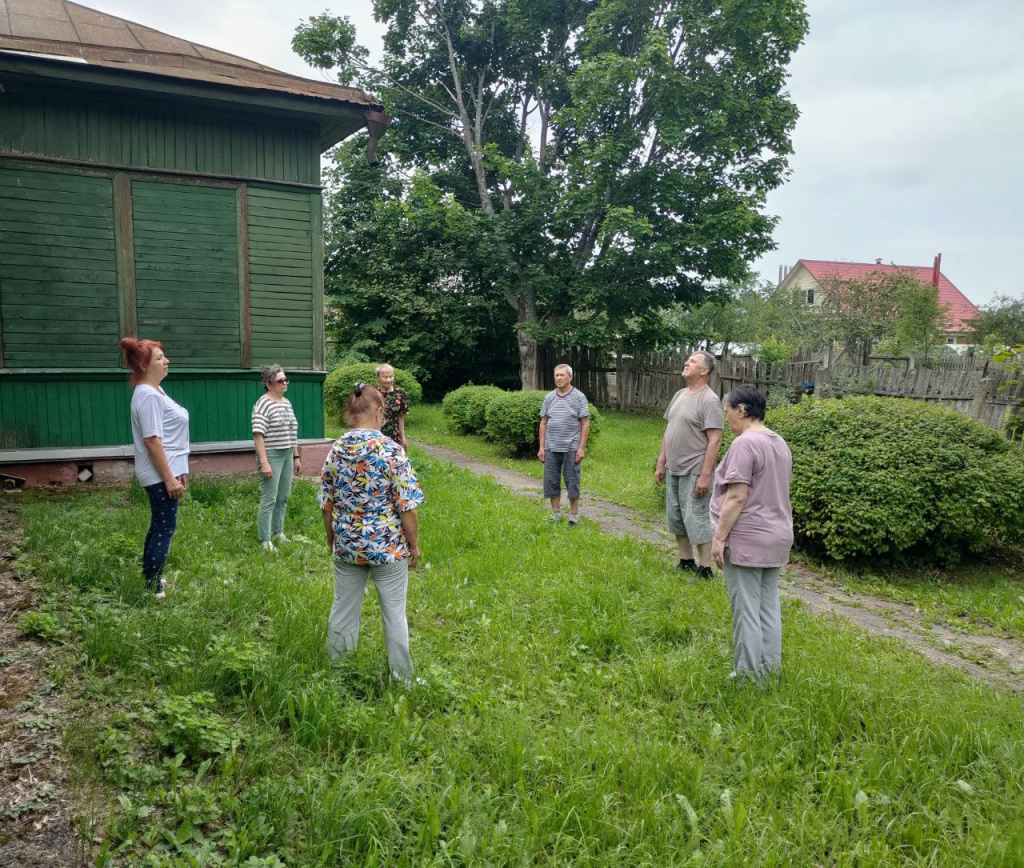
top-left (16, 459), bottom-right (1024, 864)
top-left (407, 403), bottom-right (1024, 641)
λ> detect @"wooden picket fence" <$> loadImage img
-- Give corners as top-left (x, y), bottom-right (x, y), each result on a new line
top-left (558, 348), bottom-right (1023, 436)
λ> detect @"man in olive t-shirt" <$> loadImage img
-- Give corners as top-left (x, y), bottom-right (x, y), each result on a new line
top-left (654, 351), bottom-right (724, 579)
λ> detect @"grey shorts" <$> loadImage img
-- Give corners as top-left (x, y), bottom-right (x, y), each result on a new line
top-left (543, 450), bottom-right (581, 500)
top-left (665, 473), bottom-right (712, 544)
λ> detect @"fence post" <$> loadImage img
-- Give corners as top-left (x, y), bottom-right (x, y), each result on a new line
top-left (970, 376), bottom-right (997, 421)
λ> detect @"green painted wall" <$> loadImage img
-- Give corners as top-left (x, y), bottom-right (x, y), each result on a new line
top-left (248, 186), bottom-right (319, 369)
top-left (0, 371), bottom-right (325, 450)
top-left (0, 90), bottom-right (320, 185)
top-left (0, 167), bottom-right (120, 367)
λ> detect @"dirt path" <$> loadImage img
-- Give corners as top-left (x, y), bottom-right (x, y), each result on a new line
top-left (0, 497), bottom-right (79, 866)
top-left (414, 441), bottom-right (1024, 692)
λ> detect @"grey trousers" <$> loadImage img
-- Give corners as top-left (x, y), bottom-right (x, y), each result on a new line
top-left (258, 447), bottom-right (293, 541)
top-left (328, 558), bottom-right (414, 683)
top-left (723, 552), bottom-right (782, 679)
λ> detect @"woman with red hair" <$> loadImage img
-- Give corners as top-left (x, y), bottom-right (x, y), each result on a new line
top-left (119, 337), bottom-right (191, 599)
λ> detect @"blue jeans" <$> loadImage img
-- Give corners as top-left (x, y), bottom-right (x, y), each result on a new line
top-left (143, 481), bottom-right (179, 591)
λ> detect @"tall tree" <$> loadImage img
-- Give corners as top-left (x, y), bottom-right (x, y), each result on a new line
top-left (295, 0), bottom-right (808, 387)
top-left (970, 293), bottom-right (1024, 351)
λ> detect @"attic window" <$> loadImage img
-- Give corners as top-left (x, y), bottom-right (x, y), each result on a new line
top-left (801, 288), bottom-right (815, 306)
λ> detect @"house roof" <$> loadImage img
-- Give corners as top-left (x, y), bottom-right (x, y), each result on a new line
top-left (0, 0), bottom-right (387, 149)
top-left (788, 259), bottom-right (979, 332)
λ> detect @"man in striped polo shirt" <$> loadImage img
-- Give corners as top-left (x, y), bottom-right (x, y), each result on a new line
top-left (537, 364), bottom-right (590, 525)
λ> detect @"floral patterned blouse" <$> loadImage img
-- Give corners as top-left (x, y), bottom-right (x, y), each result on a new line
top-left (318, 429), bottom-right (425, 564)
top-left (380, 388), bottom-right (409, 442)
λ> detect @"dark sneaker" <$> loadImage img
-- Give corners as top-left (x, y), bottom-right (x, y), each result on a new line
top-left (678, 559), bottom-right (697, 573)
top-left (688, 565), bottom-right (714, 584)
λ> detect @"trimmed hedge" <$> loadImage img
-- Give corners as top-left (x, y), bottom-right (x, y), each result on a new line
top-left (324, 363), bottom-right (423, 423)
top-left (766, 396), bottom-right (1024, 564)
top-left (442, 385), bottom-right (506, 435)
top-left (483, 390), bottom-right (602, 457)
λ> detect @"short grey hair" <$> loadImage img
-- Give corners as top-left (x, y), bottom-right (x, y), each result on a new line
top-left (261, 364), bottom-right (284, 389)
top-left (375, 363), bottom-right (394, 376)
top-left (555, 363), bottom-right (573, 378)
top-left (693, 351), bottom-right (715, 375)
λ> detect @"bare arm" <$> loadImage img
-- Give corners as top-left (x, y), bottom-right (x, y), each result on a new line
top-left (575, 416), bottom-right (590, 463)
top-left (398, 414), bottom-right (407, 449)
top-left (400, 509), bottom-right (420, 567)
top-left (144, 436), bottom-right (185, 499)
top-left (253, 432), bottom-right (272, 478)
top-left (694, 428), bottom-right (723, 498)
top-left (712, 482), bottom-right (749, 568)
top-left (537, 417), bottom-right (548, 462)
top-left (654, 433), bottom-right (668, 485)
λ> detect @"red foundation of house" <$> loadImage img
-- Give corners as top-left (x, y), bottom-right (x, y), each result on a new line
top-left (0, 441), bottom-right (335, 489)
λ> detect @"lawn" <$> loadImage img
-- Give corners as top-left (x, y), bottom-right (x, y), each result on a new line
top-left (13, 457), bottom-right (1024, 865)
top-left (405, 404), bottom-right (1024, 640)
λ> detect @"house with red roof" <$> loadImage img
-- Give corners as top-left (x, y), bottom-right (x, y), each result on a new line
top-left (777, 257), bottom-right (980, 347)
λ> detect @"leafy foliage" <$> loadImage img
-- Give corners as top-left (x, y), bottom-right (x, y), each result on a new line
top-left (442, 385), bottom-right (506, 435)
top-left (153, 693), bottom-right (239, 760)
top-left (320, 141), bottom-right (520, 399)
top-left (483, 390), bottom-right (601, 457)
top-left (818, 269), bottom-right (950, 364)
top-left (970, 294), bottom-right (1024, 351)
top-left (767, 396), bottom-right (1024, 564)
top-left (323, 363), bottom-right (422, 424)
top-left (295, 0), bottom-right (809, 386)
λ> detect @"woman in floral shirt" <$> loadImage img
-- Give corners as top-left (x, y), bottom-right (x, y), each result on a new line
top-left (375, 363), bottom-right (409, 448)
top-left (319, 383), bottom-right (425, 683)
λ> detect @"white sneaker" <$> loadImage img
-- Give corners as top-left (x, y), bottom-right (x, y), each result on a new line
top-left (262, 540), bottom-right (277, 552)
top-left (273, 533), bottom-right (289, 543)
top-left (154, 590), bottom-right (166, 600)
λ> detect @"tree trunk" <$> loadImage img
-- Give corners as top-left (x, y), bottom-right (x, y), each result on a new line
top-left (516, 326), bottom-right (543, 390)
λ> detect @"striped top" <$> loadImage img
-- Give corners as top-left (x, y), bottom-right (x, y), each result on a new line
top-left (539, 387), bottom-right (589, 451)
top-left (252, 394), bottom-right (298, 450)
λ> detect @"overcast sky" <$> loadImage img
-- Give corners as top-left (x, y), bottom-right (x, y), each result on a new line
top-left (88, 0), bottom-right (1024, 307)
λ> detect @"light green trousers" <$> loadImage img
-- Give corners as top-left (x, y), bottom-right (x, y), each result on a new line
top-left (257, 448), bottom-right (293, 541)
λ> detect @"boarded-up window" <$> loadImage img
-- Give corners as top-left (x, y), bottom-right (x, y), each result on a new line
top-left (132, 181), bottom-right (240, 366)
top-left (248, 187), bottom-right (314, 368)
top-left (0, 167), bottom-right (119, 367)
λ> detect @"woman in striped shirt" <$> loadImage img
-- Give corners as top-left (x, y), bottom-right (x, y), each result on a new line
top-left (252, 364), bottom-right (301, 551)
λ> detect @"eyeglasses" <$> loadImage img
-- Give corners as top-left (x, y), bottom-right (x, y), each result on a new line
top-left (274, 378), bottom-right (289, 385)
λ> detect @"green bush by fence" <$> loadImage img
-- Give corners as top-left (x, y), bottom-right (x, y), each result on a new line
top-left (324, 364), bottom-right (423, 423)
top-left (766, 396), bottom-right (1024, 564)
top-left (479, 390), bottom-right (602, 457)
top-left (442, 385), bottom-right (506, 435)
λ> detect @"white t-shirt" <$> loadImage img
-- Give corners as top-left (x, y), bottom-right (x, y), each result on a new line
top-left (130, 384), bottom-right (190, 487)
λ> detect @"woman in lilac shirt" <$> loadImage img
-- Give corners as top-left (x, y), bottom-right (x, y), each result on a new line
top-left (710, 385), bottom-right (793, 681)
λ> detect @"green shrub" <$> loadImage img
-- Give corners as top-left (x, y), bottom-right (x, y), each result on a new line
top-left (442, 385), bottom-right (507, 434)
top-left (484, 390), bottom-right (602, 457)
top-left (323, 363), bottom-right (423, 424)
top-left (766, 396), bottom-right (1024, 564)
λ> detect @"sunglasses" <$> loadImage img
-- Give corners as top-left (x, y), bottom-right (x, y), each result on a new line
top-left (274, 378), bottom-right (289, 385)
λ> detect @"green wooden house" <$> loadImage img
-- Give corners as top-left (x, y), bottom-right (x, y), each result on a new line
top-left (0, 0), bottom-right (387, 484)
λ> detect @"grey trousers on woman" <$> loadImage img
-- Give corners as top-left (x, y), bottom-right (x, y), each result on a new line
top-left (328, 558), bottom-right (414, 683)
top-left (723, 552), bottom-right (782, 680)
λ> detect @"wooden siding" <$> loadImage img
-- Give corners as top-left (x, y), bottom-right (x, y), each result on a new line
top-left (0, 166), bottom-right (120, 367)
top-left (0, 371), bottom-right (325, 450)
top-left (132, 180), bottom-right (241, 366)
top-left (247, 186), bottom-right (318, 368)
top-left (0, 90), bottom-right (320, 186)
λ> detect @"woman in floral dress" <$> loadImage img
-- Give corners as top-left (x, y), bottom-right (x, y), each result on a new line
top-left (375, 363), bottom-right (408, 449)
top-left (318, 382), bottom-right (424, 682)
